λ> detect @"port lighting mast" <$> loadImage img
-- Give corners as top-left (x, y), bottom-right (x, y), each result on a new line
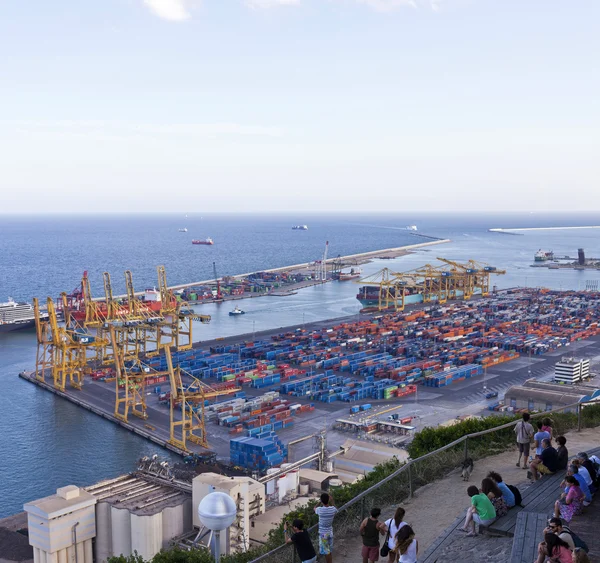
top-left (213, 262), bottom-right (222, 300)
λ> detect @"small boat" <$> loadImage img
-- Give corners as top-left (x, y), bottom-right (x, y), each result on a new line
top-left (229, 307), bottom-right (245, 316)
top-left (292, 225), bottom-right (308, 230)
top-left (178, 228), bottom-right (188, 232)
top-left (192, 238), bottom-right (214, 245)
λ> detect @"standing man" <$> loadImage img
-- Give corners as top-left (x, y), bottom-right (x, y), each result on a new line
top-left (285, 519), bottom-right (317, 563)
top-left (315, 492), bottom-right (338, 563)
top-left (359, 507), bottom-right (386, 563)
top-left (514, 412), bottom-right (534, 468)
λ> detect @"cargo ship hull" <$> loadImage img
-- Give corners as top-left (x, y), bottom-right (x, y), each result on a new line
top-left (0, 318), bottom-right (37, 332)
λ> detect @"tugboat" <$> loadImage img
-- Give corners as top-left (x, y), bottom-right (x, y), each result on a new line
top-left (192, 238), bottom-right (214, 245)
top-left (229, 306), bottom-right (245, 316)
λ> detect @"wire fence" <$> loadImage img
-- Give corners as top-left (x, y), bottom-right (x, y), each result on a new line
top-left (248, 399), bottom-right (598, 563)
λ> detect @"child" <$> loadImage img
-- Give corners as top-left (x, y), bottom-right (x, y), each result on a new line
top-left (459, 485), bottom-right (496, 537)
top-left (541, 417), bottom-right (553, 442)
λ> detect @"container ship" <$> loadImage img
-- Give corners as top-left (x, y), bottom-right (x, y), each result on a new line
top-left (68, 288), bottom-right (174, 323)
top-left (0, 298), bottom-right (49, 333)
top-left (292, 225), bottom-right (308, 230)
top-left (534, 249), bottom-right (554, 262)
top-left (356, 285), bottom-right (423, 308)
top-left (192, 238), bottom-right (214, 245)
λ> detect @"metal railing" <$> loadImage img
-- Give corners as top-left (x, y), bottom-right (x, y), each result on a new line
top-left (248, 398), bottom-right (599, 563)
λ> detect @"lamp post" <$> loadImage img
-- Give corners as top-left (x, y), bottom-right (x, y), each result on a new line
top-left (197, 492), bottom-right (237, 563)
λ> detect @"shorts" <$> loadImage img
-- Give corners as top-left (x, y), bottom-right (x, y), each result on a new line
top-left (473, 514), bottom-right (495, 526)
top-left (361, 545), bottom-right (379, 561)
top-left (538, 463), bottom-right (554, 475)
top-left (518, 442), bottom-right (531, 457)
top-left (319, 532), bottom-right (334, 555)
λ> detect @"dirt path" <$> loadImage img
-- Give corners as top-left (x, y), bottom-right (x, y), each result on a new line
top-left (334, 428), bottom-right (599, 562)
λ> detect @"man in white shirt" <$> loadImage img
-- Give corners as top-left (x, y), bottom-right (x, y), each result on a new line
top-left (514, 412), bottom-right (534, 468)
top-left (315, 492), bottom-right (338, 563)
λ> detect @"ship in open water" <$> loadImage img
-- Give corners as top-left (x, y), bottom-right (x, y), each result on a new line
top-left (0, 298), bottom-right (49, 333)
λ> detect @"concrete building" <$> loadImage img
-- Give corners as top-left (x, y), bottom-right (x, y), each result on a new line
top-left (24, 485), bottom-right (97, 563)
top-left (505, 379), bottom-right (599, 413)
top-left (85, 474), bottom-right (192, 563)
top-left (192, 472), bottom-right (266, 555)
top-left (554, 357), bottom-right (591, 384)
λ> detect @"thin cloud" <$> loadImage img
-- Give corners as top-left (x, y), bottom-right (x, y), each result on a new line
top-left (245, 0), bottom-right (301, 8)
top-left (10, 121), bottom-right (283, 141)
top-left (355, 0), bottom-right (417, 11)
top-left (143, 0), bottom-right (197, 21)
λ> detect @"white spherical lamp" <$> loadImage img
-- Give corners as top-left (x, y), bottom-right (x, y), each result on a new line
top-left (197, 492), bottom-right (237, 562)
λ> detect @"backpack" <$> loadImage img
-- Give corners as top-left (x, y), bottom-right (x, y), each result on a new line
top-left (507, 484), bottom-right (523, 507)
top-left (562, 526), bottom-right (589, 553)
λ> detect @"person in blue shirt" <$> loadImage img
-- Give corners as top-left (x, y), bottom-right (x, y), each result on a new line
top-left (563, 464), bottom-right (592, 504)
top-left (487, 471), bottom-right (515, 508)
top-left (533, 421), bottom-right (551, 456)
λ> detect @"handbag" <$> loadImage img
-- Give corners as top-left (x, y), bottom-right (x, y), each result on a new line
top-left (380, 519), bottom-right (392, 557)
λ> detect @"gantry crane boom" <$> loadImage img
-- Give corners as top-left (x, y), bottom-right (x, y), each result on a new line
top-left (165, 346), bottom-right (239, 451)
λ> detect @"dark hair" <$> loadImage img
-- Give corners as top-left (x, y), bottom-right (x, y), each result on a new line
top-left (522, 412), bottom-right (531, 422)
top-left (320, 493), bottom-right (330, 505)
top-left (556, 436), bottom-right (567, 446)
top-left (565, 475), bottom-right (579, 486)
top-left (542, 417), bottom-right (552, 427)
top-left (487, 471), bottom-right (503, 483)
top-left (292, 518), bottom-right (304, 530)
top-left (467, 486), bottom-right (479, 497)
top-left (393, 506), bottom-right (406, 526)
top-left (371, 507), bottom-right (381, 518)
top-left (548, 517), bottom-right (563, 528)
top-left (481, 477), bottom-right (502, 498)
top-left (395, 525), bottom-right (415, 554)
top-left (536, 420), bottom-right (544, 429)
top-left (545, 532), bottom-right (570, 554)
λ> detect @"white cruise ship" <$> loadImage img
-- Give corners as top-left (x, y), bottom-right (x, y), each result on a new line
top-left (0, 298), bottom-right (48, 333)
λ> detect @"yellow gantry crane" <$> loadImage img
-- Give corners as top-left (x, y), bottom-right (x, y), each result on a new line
top-left (357, 258), bottom-right (506, 311)
top-left (436, 258), bottom-right (506, 299)
top-left (164, 346), bottom-right (240, 451)
top-left (33, 297), bottom-right (53, 383)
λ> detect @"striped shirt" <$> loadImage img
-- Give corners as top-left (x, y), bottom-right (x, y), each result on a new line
top-left (315, 506), bottom-right (338, 534)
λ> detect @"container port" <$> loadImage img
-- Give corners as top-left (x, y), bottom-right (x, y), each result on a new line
top-left (19, 273), bottom-right (600, 475)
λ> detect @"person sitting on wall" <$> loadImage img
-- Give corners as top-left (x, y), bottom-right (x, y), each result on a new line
top-left (481, 477), bottom-right (508, 518)
top-left (486, 471), bottom-right (516, 508)
top-left (529, 438), bottom-right (558, 481)
top-left (554, 476), bottom-right (585, 523)
top-left (555, 436), bottom-right (569, 471)
top-left (458, 485), bottom-right (496, 537)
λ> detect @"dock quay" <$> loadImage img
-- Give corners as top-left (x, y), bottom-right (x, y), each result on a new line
top-left (100, 239), bottom-right (451, 305)
top-left (21, 286), bottom-right (600, 474)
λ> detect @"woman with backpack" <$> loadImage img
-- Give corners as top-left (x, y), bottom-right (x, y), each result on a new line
top-left (481, 477), bottom-right (508, 518)
top-left (487, 471), bottom-right (516, 508)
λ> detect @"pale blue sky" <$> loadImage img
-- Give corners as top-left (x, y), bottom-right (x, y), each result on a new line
top-left (1, 0), bottom-right (598, 213)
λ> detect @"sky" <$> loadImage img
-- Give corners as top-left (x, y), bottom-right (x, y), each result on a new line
top-left (0, 0), bottom-right (598, 213)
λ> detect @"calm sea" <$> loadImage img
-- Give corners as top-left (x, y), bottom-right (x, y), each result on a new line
top-left (1, 212), bottom-right (600, 517)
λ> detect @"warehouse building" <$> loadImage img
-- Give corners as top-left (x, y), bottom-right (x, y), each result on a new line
top-left (505, 379), bottom-right (599, 413)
